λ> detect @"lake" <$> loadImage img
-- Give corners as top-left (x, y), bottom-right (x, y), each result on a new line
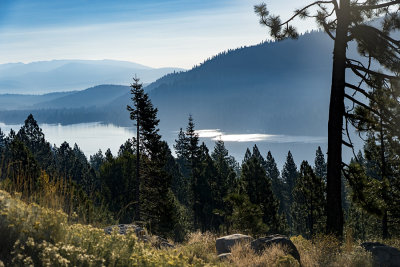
top-left (0, 122), bottom-right (359, 169)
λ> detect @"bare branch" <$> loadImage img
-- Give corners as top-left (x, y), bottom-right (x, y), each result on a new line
top-left (344, 93), bottom-right (379, 115)
top-left (345, 82), bottom-right (372, 99)
top-left (342, 139), bottom-right (354, 148)
top-left (347, 62), bottom-right (398, 80)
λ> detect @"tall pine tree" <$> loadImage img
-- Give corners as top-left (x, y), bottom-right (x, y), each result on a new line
top-left (255, 0), bottom-right (400, 237)
top-left (281, 151), bottom-right (298, 233)
top-left (291, 161), bottom-right (326, 238)
top-left (265, 151), bottom-right (284, 213)
top-left (241, 156), bottom-right (283, 233)
top-left (127, 76), bottom-right (160, 221)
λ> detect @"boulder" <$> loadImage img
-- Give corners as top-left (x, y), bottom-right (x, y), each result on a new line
top-left (251, 234), bottom-right (301, 263)
top-left (215, 234), bottom-right (254, 254)
top-left (155, 236), bottom-right (175, 249)
top-left (361, 242), bottom-right (400, 267)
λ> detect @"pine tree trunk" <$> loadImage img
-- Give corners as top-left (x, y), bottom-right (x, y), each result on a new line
top-left (382, 210), bottom-right (389, 239)
top-left (326, 0), bottom-right (349, 237)
top-left (380, 119), bottom-right (389, 239)
top-left (135, 118), bottom-right (140, 221)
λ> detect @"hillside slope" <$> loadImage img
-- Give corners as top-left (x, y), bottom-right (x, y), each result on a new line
top-left (0, 30), bottom-right (363, 137)
top-left (109, 30), bottom-right (340, 136)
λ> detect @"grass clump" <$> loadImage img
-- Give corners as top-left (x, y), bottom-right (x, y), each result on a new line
top-left (291, 235), bottom-right (373, 267)
top-left (229, 241), bottom-right (299, 267)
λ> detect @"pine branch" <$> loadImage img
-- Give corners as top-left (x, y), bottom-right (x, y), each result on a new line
top-left (322, 21), bottom-right (336, 40)
top-left (353, 0), bottom-right (400, 11)
top-left (347, 61), bottom-right (380, 89)
top-left (347, 61), bottom-right (398, 80)
top-left (332, 0), bottom-right (339, 13)
top-left (279, 1), bottom-right (334, 27)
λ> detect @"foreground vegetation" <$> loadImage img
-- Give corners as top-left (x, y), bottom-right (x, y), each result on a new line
top-left (1, 188), bottom-right (400, 266)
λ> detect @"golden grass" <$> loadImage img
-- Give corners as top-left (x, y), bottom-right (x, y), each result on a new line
top-left (0, 189), bottom-right (390, 266)
top-left (229, 242), bottom-right (299, 267)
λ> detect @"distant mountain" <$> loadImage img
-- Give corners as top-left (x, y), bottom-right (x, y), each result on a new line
top-left (0, 60), bottom-right (184, 94)
top-left (0, 30), bottom-right (363, 137)
top-left (32, 85), bottom-right (130, 109)
top-left (0, 92), bottom-right (74, 110)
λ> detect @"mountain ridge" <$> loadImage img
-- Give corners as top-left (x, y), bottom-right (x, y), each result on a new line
top-left (0, 59), bottom-right (184, 94)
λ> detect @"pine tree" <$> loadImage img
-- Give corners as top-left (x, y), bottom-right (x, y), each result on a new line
top-left (291, 161), bottom-right (326, 238)
top-left (347, 78), bottom-right (400, 238)
top-left (127, 76), bottom-right (160, 221)
top-left (241, 156), bottom-right (283, 233)
top-left (255, 0), bottom-right (400, 237)
top-left (224, 193), bottom-right (268, 236)
top-left (4, 133), bottom-right (41, 194)
top-left (99, 147), bottom-right (137, 223)
top-left (90, 149), bottom-right (105, 172)
top-left (0, 128), bottom-right (6, 150)
top-left (174, 128), bottom-right (190, 179)
top-left (265, 151), bottom-right (284, 213)
top-left (17, 114), bottom-right (53, 170)
top-left (314, 146), bottom-right (327, 183)
top-left (210, 140), bottom-right (237, 230)
top-left (105, 148), bottom-right (113, 162)
top-left (345, 152), bottom-right (382, 240)
top-left (281, 151), bottom-right (298, 232)
top-left (195, 142), bottom-right (215, 231)
top-left (141, 141), bottom-right (182, 239)
top-left (252, 144), bottom-right (266, 169)
top-left (118, 139), bottom-right (135, 156)
top-left (243, 148), bottom-right (252, 164)
top-left (183, 115), bottom-right (202, 229)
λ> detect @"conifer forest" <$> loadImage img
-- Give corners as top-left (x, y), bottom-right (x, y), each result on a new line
top-left (1, 0), bottom-right (400, 266)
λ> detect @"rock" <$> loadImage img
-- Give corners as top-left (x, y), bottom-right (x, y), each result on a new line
top-left (251, 234), bottom-right (301, 263)
top-left (155, 236), bottom-right (175, 249)
top-left (218, 253), bottom-right (232, 260)
top-left (215, 234), bottom-right (254, 254)
top-left (361, 242), bottom-right (400, 267)
top-left (159, 241), bottom-right (175, 249)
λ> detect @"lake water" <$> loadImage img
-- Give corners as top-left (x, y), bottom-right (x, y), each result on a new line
top-left (0, 122), bottom-right (359, 169)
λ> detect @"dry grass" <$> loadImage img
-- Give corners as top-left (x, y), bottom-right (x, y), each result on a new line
top-left (291, 235), bottom-right (373, 267)
top-left (229, 242), bottom-right (299, 267)
top-left (177, 231), bottom-right (220, 265)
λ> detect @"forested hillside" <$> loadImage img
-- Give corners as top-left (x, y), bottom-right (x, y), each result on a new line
top-left (0, 31), bottom-right (340, 136)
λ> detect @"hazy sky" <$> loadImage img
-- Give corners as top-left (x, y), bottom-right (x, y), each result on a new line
top-left (0, 0), bottom-right (317, 68)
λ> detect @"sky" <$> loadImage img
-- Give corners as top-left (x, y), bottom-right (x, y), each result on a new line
top-left (0, 0), bottom-right (317, 69)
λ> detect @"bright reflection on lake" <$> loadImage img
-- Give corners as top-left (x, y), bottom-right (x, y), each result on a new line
top-left (195, 129), bottom-right (326, 143)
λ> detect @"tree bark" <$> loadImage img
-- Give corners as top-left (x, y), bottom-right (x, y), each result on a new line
top-left (326, 0), bottom-right (349, 237)
top-left (380, 118), bottom-right (389, 239)
top-left (135, 117), bottom-right (140, 221)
